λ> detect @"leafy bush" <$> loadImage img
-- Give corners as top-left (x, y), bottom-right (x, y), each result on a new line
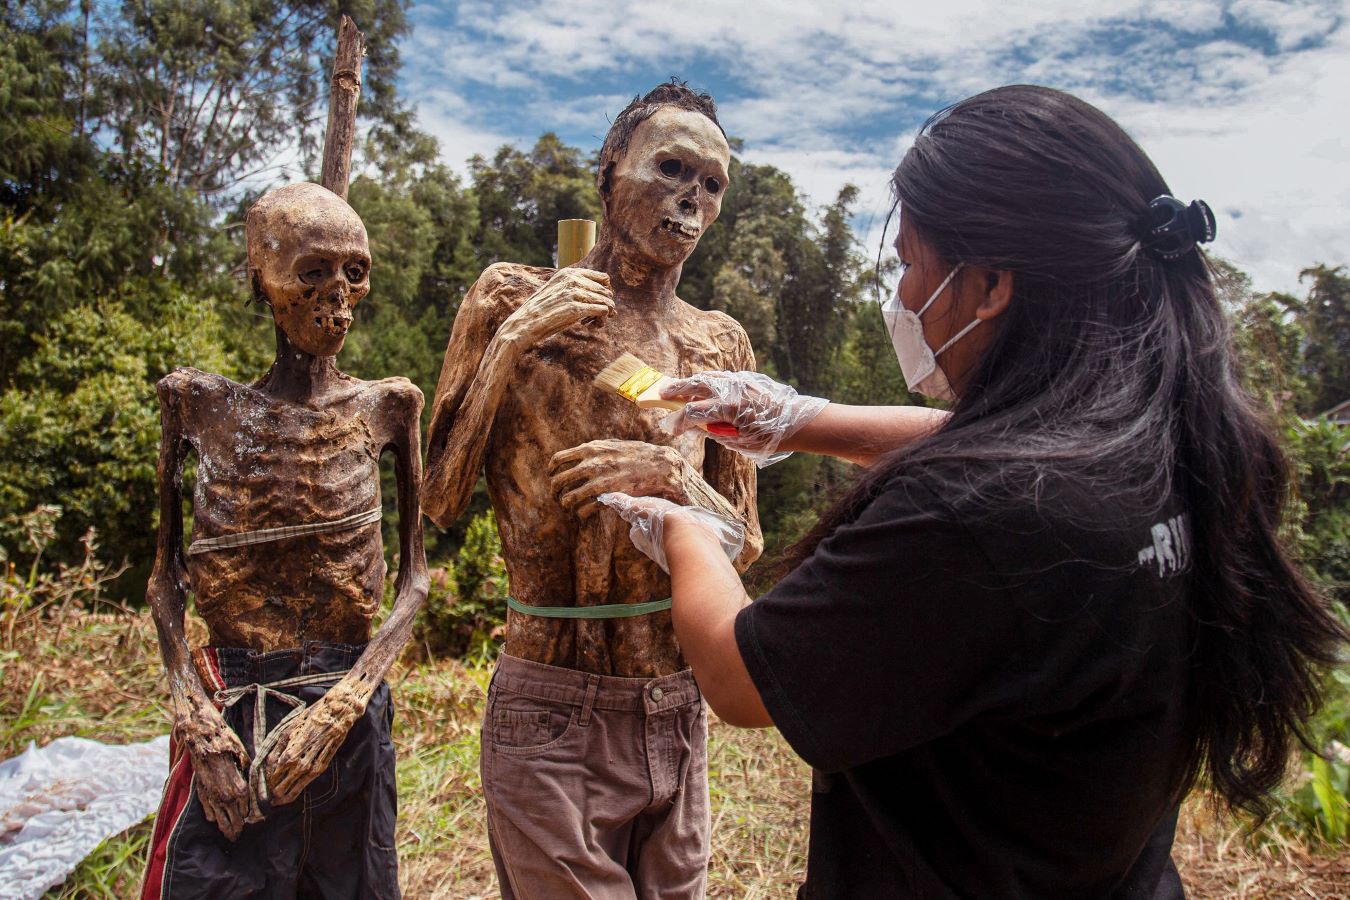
top-left (0, 294), bottom-right (248, 587)
top-left (1285, 416), bottom-right (1350, 603)
top-left (1264, 417), bottom-right (1350, 845)
top-left (412, 511), bottom-right (508, 661)
top-left (1, 505), bottom-right (127, 649)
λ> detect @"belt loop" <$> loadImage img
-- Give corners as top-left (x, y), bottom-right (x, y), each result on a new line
top-left (579, 674), bottom-right (600, 727)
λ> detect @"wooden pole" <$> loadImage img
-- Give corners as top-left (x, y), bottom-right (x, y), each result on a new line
top-left (557, 219), bottom-right (597, 268)
top-left (320, 15), bottom-right (365, 199)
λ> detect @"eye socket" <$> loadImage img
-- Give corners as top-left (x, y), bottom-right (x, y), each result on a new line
top-left (345, 262), bottom-right (368, 282)
top-left (704, 177), bottom-right (721, 194)
top-left (659, 159), bottom-right (682, 177)
top-left (298, 266), bottom-right (325, 285)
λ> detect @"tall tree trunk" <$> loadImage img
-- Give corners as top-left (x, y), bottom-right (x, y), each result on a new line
top-left (321, 15), bottom-right (365, 199)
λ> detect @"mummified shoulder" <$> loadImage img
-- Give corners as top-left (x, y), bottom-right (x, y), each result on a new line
top-left (468, 261), bottom-right (556, 318)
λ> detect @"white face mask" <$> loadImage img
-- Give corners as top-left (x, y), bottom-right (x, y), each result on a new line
top-left (880, 262), bottom-right (979, 402)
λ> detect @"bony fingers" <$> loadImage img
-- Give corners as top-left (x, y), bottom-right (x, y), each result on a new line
top-left (547, 451), bottom-right (586, 476)
top-left (570, 268), bottom-right (610, 287)
top-left (550, 440), bottom-right (610, 468)
top-left (551, 457), bottom-right (602, 487)
top-left (578, 297), bottom-right (614, 316)
top-left (559, 484), bottom-right (600, 513)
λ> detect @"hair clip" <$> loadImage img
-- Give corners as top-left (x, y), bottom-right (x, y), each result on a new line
top-left (1144, 196), bottom-right (1217, 261)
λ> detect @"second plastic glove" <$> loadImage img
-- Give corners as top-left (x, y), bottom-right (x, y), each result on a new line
top-left (597, 492), bottom-right (745, 573)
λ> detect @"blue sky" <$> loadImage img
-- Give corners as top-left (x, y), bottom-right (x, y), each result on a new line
top-left (396, 0), bottom-right (1348, 295)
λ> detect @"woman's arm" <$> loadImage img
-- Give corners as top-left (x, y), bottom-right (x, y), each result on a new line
top-left (661, 371), bottom-right (949, 468)
top-left (781, 404), bottom-right (950, 467)
top-left (664, 512), bottom-right (773, 727)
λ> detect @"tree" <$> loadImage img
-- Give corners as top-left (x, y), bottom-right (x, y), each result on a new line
top-left (468, 134), bottom-right (600, 269)
top-left (1292, 265), bottom-right (1350, 415)
top-left (0, 294), bottom-right (247, 575)
top-left (0, 3), bottom-right (221, 381)
top-left (1216, 259), bottom-right (1308, 418)
top-left (97, 0), bottom-right (410, 197)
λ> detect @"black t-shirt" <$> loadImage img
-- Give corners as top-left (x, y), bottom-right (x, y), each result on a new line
top-left (736, 464), bottom-right (1195, 898)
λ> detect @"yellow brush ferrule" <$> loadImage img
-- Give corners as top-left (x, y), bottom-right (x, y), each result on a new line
top-left (617, 366), bottom-right (664, 401)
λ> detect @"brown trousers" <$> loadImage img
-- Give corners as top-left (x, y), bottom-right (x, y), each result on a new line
top-left (480, 653), bottom-right (710, 899)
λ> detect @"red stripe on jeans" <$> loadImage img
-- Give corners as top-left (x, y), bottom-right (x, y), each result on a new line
top-left (139, 735), bottom-right (193, 900)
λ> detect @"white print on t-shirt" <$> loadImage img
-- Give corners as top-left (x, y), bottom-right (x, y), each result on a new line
top-left (1136, 513), bottom-right (1191, 577)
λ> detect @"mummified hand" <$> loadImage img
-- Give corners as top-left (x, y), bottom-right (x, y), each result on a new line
top-left (548, 439), bottom-right (699, 520)
top-left (262, 688), bottom-right (363, 806)
top-left (498, 267), bottom-right (614, 348)
top-left (178, 702), bottom-right (252, 840)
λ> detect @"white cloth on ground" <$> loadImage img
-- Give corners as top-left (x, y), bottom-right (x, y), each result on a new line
top-left (0, 734), bottom-right (170, 900)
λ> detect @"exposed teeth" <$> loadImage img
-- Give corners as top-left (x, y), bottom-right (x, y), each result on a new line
top-left (661, 217), bottom-right (699, 238)
top-left (313, 315), bottom-right (352, 334)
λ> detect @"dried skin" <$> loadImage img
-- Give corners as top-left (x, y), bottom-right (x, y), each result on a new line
top-left (423, 105), bottom-right (763, 679)
top-left (146, 184), bottom-right (429, 832)
top-left (427, 264), bottom-right (762, 676)
top-left (179, 371), bottom-right (391, 647)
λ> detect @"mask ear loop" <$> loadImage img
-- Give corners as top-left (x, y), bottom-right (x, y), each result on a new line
top-left (933, 315), bottom-right (982, 358)
top-left (916, 263), bottom-right (964, 319)
top-left (875, 198), bottom-right (899, 306)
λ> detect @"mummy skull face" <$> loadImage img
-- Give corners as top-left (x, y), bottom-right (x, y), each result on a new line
top-left (603, 107), bottom-right (732, 268)
top-left (246, 182), bottom-right (371, 357)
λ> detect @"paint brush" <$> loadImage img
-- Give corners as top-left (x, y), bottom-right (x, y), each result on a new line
top-left (592, 353), bottom-right (739, 437)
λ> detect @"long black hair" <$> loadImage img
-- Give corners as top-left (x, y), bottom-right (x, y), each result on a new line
top-left (791, 84), bottom-right (1347, 816)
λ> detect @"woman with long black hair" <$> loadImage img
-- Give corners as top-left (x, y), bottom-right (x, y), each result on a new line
top-left (597, 84), bottom-right (1348, 897)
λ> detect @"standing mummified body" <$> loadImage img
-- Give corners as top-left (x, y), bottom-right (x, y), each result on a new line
top-left (141, 182), bottom-right (428, 899)
top-left (422, 81), bottom-right (763, 898)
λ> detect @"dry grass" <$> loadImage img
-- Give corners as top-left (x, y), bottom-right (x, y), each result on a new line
top-left (2, 611), bottom-right (1347, 898)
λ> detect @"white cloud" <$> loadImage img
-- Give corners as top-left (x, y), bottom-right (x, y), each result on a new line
top-left (1141, 0), bottom-right (1226, 32)
top-left (394, 80), bottom-right (519, 176)
top-left (401, 0), bottom-right (1349, 293)
top-left (1101, 18), bottom-right (1350, 292)
top-left (1230, 0), bottom-right (1342, 49)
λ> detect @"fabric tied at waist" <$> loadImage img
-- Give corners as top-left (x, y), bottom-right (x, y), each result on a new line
top-left (507, 596), bottom-right (673, 619)
top-left (213, 669), bottom-right (348, 821)
top-left (187, 507), bottom-right (382, 555)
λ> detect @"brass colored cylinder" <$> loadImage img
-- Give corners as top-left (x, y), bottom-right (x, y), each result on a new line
top-left (557, 219), bottom-right (597, 268)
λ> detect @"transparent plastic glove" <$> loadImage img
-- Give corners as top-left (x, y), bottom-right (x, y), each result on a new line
top-left (658, 370), bottom-right (829, 467)
top-left (597, 492), bottom-right (745, 573)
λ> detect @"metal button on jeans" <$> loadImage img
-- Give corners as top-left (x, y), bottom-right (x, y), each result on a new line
top-left (650, 686), bottom-right (664, 702)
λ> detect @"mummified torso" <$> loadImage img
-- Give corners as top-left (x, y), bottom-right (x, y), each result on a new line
top-left (467, 264), bottom-right (758, 675)
top-left (167, 368), bottom-right (415, 649)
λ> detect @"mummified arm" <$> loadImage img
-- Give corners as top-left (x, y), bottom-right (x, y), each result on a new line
top-left (421, 264), bottom-right (614, 526)
top-left (264, 382), bottom-right (431, 805)
top-left (145, 372), bottom-right (252, 840)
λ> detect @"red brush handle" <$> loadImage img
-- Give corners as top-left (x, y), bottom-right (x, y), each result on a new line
top-left (705, 422), bottom-right (739, 437)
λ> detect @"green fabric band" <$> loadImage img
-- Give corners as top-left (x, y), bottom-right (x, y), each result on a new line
top-left (506, 596), bottom-right (673, 619)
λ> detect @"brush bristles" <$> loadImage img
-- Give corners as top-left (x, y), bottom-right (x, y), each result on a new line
top-left (593, 352), bottom-right (654, 395)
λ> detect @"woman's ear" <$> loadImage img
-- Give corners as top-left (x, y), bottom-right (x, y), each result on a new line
top-left (975, 268), bottom-right (1014, 321)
